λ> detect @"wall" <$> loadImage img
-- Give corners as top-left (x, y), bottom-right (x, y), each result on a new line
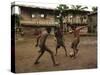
top-left (88, 13), bottom-right (97, 33)
top-left (20, 7), bottom-right (56, 26)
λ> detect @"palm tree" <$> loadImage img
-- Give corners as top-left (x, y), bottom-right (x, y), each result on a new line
top-left (71, 5), bottom-right (88, 10)
top-left (56, 4), bottom-right (69, 30)
top-left (57, 4), bottom-right (69, 12)
top-left (71, 5), bottom-right (88, 24)
top-left (92, 6), bottom-right (97, 12)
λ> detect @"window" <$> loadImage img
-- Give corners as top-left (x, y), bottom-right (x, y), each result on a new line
top-left (32, 14), bottom-right (35, 18)
top-left (40, 14), bottom-right (44, 18)
top-left (70, 15), bottom-right (73, 18)
top-left (56, 15), bottom-right (60, 18)
top-left (40, 14), bottom-right (47, 19)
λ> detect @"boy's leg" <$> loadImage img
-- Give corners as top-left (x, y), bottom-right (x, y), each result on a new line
top-left (34, 50), bottom-right (45, 64)
top-left (70, 41), bottom-right (76, 58)
top-left (72, 44), bottom-right (77, 57)
top-left (62, 44), bottom-right (67, 56)
top-left (72, 46), bottom-right (78, 58)
top-left (73, 48), bottom-right (76, 57)
top-left (74, 39), bottom-right (80, 55)
top-left (46, 47), bottom-right (59, 66)
top-left (75, 45), bottom-right (79, 55)
top-left (55, 45), bottom-right (60, 56)
top-left (75, 48), bottom-right (79, 54)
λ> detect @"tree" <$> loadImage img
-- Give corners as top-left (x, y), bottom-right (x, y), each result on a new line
top-left (71, 5), bottom-right (88, 24)
top-left (92, 6), bottom-right (97, 12)
top-left (71, 5), bottom-right (88, 10)
top-left (56, 4), bottom-right (69, 30)
top-left (57, 4), bottom-right (69, 12)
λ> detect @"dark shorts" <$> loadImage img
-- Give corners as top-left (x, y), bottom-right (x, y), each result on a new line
top-left (57, 38), bottom-right (64, 48)
top-left (71, 38), bottom-right (80, 49)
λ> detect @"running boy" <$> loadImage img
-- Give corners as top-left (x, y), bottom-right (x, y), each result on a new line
top-left (34, 28), bottom-right (59, 66)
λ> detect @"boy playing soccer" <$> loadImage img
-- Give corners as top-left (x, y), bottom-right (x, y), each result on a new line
top-left (69, 25), bottom-right (87, 58)
top-left (34, 28), bottom-right (59, 66)
top-left (54, 27), bottom-right (67, 56)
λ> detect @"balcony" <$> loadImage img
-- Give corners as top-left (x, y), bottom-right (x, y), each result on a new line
top-left (20, 20), bottom-right (58, 27)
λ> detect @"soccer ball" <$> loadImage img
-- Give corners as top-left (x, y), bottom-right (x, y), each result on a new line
top-left (69, 52), bottom-right (74, 57)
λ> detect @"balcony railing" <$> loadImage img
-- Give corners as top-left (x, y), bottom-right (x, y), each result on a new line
top-left (20, 20), bottom-right (58, 26)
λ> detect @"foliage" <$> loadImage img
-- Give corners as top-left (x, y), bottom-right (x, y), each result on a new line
top-left (56, 4), bottom-right (69, 28)
top-left (57, 4), bottom-right (69, 12)
top-left (92, 6), bottom-right (97, 12)
top-left (71, 5), bottom-right (88, 10)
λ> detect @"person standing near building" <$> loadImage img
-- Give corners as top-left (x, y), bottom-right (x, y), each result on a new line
top-left (34, 28), bottom-right (59, 66)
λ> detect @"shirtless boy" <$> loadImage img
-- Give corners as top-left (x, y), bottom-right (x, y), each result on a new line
top-left (54, 27), bottom-right (67, 56)
top-left (34, 28), bottom-right (59, 66)
top-left (69, 25), bottom-right (87, 57)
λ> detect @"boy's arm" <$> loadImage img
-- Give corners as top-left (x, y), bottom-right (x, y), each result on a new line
top-left (77, 26), bottom-right (87, 31)
top-left (35, 34), bottom-right (41, 47)
top-left (68, 30), bottom-right (73, 34)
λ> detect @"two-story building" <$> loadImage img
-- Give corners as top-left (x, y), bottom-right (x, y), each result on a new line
top-left (11, 2), bottom-right (90, 36)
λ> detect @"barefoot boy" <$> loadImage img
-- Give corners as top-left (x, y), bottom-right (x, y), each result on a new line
top-left (35, 28), bottom-right (59, 66)
top-left (54, 27), bottom-right (67, 56)
top-left (69, 25), bottom-right (87, 57)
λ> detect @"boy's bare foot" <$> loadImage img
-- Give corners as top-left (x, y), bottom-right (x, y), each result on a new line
top-left (55, 54), bottom-right (57, 56)
top-left (35, 44), bottom-right (38, 47)
top-left (65, 53), bottom-right (67, 56)
top-left (34, 61), bottom-right (40, 65)
top-left (53, 63), bottom-right (59, 66)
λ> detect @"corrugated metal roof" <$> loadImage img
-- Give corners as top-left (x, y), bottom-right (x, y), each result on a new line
top-left (11, 2), bottom-right (90, 13)
top-left (88, 12), bottom-right (97, 16)
top-left (11, 2), bottom-right (56, 10)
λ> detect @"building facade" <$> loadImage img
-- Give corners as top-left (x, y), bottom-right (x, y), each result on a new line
top-left (11, 3), bottom-right (90, 36)
top-left (88, 12), bottom-right (97, 33)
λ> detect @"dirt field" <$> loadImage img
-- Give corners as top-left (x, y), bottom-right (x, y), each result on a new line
top-left (15, 34), bottom-right (97, 73)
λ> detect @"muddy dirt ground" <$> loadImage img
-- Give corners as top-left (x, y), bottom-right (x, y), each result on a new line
top-left (15, 34), bottom-right (97, 73)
